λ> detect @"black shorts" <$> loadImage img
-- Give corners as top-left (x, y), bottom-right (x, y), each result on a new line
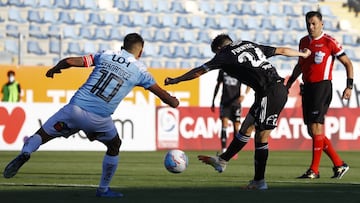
top-left (249, 82), bottom-right (288, 131)
top-left (220, 104), bottom-right (241, 123)
top-left (302, 80), bottom-right (332, 125)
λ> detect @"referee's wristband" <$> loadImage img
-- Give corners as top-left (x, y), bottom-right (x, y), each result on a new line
top-left (346, 78), bottom-right (354, 89)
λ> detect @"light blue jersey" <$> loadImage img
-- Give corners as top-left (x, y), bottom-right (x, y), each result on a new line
top-left (70, 50), bottom-right (155, 117)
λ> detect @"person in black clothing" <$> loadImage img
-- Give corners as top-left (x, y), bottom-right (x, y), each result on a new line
top-left (211, 69), bottom-right (250, 157)
top-left (165, 34), bottom-right (311, 190)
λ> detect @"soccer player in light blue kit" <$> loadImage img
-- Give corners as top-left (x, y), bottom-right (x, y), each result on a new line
top-left (3, 33), bottom-right (179, 198)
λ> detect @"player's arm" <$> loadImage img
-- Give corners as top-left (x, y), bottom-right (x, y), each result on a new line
top-left (147, 83), bottom-right (179, 108)
top-left (240, 85), bottom-right (251, 103)
top-left (275, 47), bottom-right (311, 58)
top-left (46, 56), bottom-right (93, 78)
top-left (211, 81), bottom-right (221, 112)
top-left (285, 63), bottom-right (302, 90)
top-left (338, 54), bottom-right (354, 100)
top-left (164, 66), bottom-right (207, 85)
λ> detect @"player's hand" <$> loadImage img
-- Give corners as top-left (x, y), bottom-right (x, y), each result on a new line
top-left (164, 77), bottom-right (177, 85)
top-left (46, 68), bottom-right (61, 78)
top-left (302, 48), bottom-right (311, 58)
top-left (342, 87), bottom-right (352, 100)
top-left (210, 104), bottom-right (215, 112)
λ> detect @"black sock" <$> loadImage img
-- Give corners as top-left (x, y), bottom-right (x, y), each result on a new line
top-left (254, 142), bottom-right (269, 181)
top-left (220, 132), bottom-right (250, 161)
top-left (221, 128), bottom-right (227, 150)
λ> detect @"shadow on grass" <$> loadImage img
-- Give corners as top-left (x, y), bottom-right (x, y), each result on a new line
top-left (0, 183), bottom-right (359, 203)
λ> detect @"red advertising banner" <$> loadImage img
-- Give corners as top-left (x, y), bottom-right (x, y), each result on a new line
top-left (156, 106), bottom-right (360, 151)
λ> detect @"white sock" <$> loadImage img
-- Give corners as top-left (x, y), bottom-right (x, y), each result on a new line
top-left (21, 134), bottom-right (42, 154)
top-left (99, 154), bottom-right (119, 191)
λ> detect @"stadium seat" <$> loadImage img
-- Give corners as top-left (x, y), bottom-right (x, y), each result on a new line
top-left (53, 0), bottom-right (68, 9)
top-left (170, 1), bottom-right (187, 13)
top-left (176, 16), bottom-right (191, 28)
top-left (161, 14), bottom-right (175, 28)
top-left (6, 24), bottom-right (19, 38)
top-left (83, 42), bottom-right (97, 54)
top-left (269, 3), bottom-right (283, 16)
top-left (283, 4), bottom-right (299, 17)
top-left (48, 25), bottom-right (61, 38)
top-left (165, 60), bottom-right (178, 68)
top-left (323, 20), bottom-right (338, 32)
top-left (173, 46), bottom-right (187, 58)
top-left (233, 18), bottom-right (247, 29)
top-left (179, 61), bottom-right (192, 68)
top-left (99, 43), bottom-right (111, 51)
top-left (302, 5), bottom-right (313, 15)
top-left (58, 11), bottom-right (74, 24)
top-left (118, 14), bottom-right (133, 27)
top-left (227, 2), bottom-right (241, 15)
top-left (255, 32), bottom-right (267, 44)
top-left (27, 10), bottom-right (43, 23)
top-left (282, 32), bottom-right (297, 45)
top-left (188, 46), bottom-right (202, 58)
top-left (66, 42), bottom-right (83, 55)
top-left (43, 10), bottom-right (57, 24)
top-left (49, 39), bottom-right (61, 55)
top-left (168, 30), bottom-right (183, 43)
top-left (8, 8), bottom-right (27, 23)
top-left (288, 18), bottom-right (304, 31)
top-left (199, 2), bottom-right (214, 14)
top-left (113, 0), bottom-right (127, 11)
top-left (29, 24), bottom-right (47, 39)
top-left (218, 16), bottom-right (232, 29)
top-left (153, 30), bottom-right (168, 42)
top-left (108, 28), bottom-right (123, 40)
top-left (79, 27), bottom-right (93, 40)
top-left (127, 1), bottom-right (142, 12)
top-left (103, 13), bottom-right (117, 26)
top-left (260, 18), bottom-right (274, 30)
top-left (245, 18), bottom-right (260, 30)
top-left (150, 60), bottom-right (163, 68)
top-left (83, 0), bottom-right (99, 10)
top-left (159, 45), bottom-right (173, 57)
top-left (239, 3), bottom-right (254, 15)
top-left (140, 29), bottom-right (153, 41)
top-left (63, 26), bottom-right (78, 39)
top-left (198, 31), bottom-right (211, 43)
top-left (343, 34), bottom-right (355, 45)
top-left (143, 0), bottom-right (156, 12)
top-left (202, 46), bottom-right (214, 58)
top-left (183, 30), bottom-right (197, 43)
top-left (345, 49), bottom-right (360, 61)
top-left (27, 41), bottom-right (46, 55)
top-left (273, 17), bottom-right (287, 30)
top-left (213, 1), bottom-right (227, 14)
top-left (204, 17), bottom-right (219, 29)
top-left (133, 15), bottom-right (146, 27)
top-left (191, 16), bottom-right (204, 29)
top-left (254, 3), bottom-right (268, 16)
top-left (240, 31), bottom-right (253, 41)
top-left (73, 12), bottom-right (87, 25)
top-left (94, 28), bottom-right (108, 40)
top-left (5, 40), bottom-right (19, 54)
top-left (268, 32), bottom-right (282, 45)
top-left (143, 44), bottom-right (158, 57)
top-left (157, 0), bottom-right (170, 13)
top-left (23, 0), bottom-right (36, 7)
top-left (38, 0), bottom-right (52, 8)
top-left (68, 0), bottom-right (83, 9)
top-left (7, 0), bottom-right (24, 6)
top-left (88, 13), bottom-right (103, 25)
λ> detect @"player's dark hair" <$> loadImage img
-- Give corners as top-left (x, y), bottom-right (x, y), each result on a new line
top-left (305, 11), bottom-right (322, 21)
top-left (211, 34), bottom-right (233, 53)
top-left (7, 70), bottom-right (15, 76)
top-left (122, 33), bottom-right (144, 51)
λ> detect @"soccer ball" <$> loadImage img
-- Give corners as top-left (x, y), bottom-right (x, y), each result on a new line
top-left (164, 149), bottom-right (188, 173)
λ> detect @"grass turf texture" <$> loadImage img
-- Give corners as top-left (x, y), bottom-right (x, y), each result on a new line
top-left (0, 151), bottom-right (359, 203)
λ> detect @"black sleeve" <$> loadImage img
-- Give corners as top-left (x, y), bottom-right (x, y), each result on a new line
top-left (257, 44), bottom-right (277, 58)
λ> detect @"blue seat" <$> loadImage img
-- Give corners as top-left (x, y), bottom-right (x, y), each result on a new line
top-left (168, 30), bottom-right (183, 42)
top-left (58, 11), bottom-right (73, 24)
top-left (202, 46), bottom-right (214, 58)
top-left (199, 2), bottom-right (213, 14)
top-left (260, 18), bottom-right (274, 30)
top-left (94, 28), bottom-right (108, 40)
top-left (7, 0), bottom-right (23, 6)
top-left (103, 13), bottom-right (117, 25)
top-left (159, 45), bottom-right (173, 57)
top-left (8, 8), bottom-right (26, 23)
top-left (83, 0), bottom-right (99, 10)
top-left (88, 13), bottom-right (103, 25)
top-left (113, 0), bottom-right (127, 11)
top-left (53, 0), bottom-right (67, 8)
top-left (48, 25), bottom-right (61, 37)
top-left (29, 25), bottom-right (47, 39)
top-left (345, 49), bottom-right (360, 61)
top-left (118, 14), bottom-right (133, 26)
top-left (179, 61), bottom-right (192, 68)
top-left (204, 17), bottom-right (218, 29)
top-left (176, 16), bottom-right (190, 28)
top-left (233, 18), bottom-right (246, 29)
top-left (227, 2), bottom-right (241, 15)
top-left (99, 43), bottom-right (111, 51)
top-left (148, 15), bottom-right (163, 28)
top-left (170, 1), bottom-right (186, 13)
top-left (268, 3), bottom-right (283, 16)
top-left (218, 16), bottom-right (232, 29)
top-left (49, 39), bottom-right (60, 54)
top-left (143, 0), bottom-right (156, 12)
top-left (153, 30), bottom-right (168, 42)
top-left (188, 46), bottom-right (202, 58)
top-left (143, 44), bottom-right (158, 57)
top-left (68, 0), bottom-right (82, 9)
top-left (191, 16), bottom-right (204, 29)
top-left (150, 60), bottom-right (163, 68)
top-left (43, 10), bottom-right (57, 24)
top-left (240, 31), bottom-right (253, 41)
top-left (198, 31), bottom-right (211, 43)
top-left (302, 5), bottom-right (312, 15)
top-left (268, 33), bottom-right (281, 45)
top-left (282, 32), bottom-right (297, 45)
top-left (38, 0), bottom-right (52, 8)
top-left (27, 41), bottom-right (46, 55)
top-left (213, 1), bottom-right (227, 14)
top-left (5, 40), bottom-right (19, 54)
top-left (108, 28), bottom-right (123, 40)
top-left (323, 20), bottom-right (338, 32)
top-left (83, 42), bottom-right (97, 54)
top-left (161, 14), bottom-right (175, 28)
top-left (246, 18), bottom-right (260, 30)
top-left (133, 15), bottom-right (146, 27)
top-left (140, 29), bottom-right (153, 41)
top-left (254, 3), bottom-right (267, 16)
top-left (273, 17), bottom-right (287, 30)
top-left (66, 42), bottom-right (83, 55)
top-left (63, 26), bottom-right (78, 39)
top-left (283, 4), bottom-right (299, 17)
top-left (73, 12), bottom-right (87, 25)
top-left (288, 18), bottom-right (304, 31)
top-left (27, 10), bottom-right (43, 23)
top-left (157, 0), bottom-right (170, 12)
top-left (23, 0), bottom-right (36, 7)
top-left (255, 32), bottom-right (267, 44)
top-left (6, 24), bottom-right (19, 38)
top-left (79, 27), bottom-right (93, 39)
top-left (319, 5), bottom-right (337, 18)
top-left (127, 1), bottom-right (142, 12)
top-left (173, 46), bottom-right (187, 58)
top-left (165, 60), bottom-right (178, 68)
top-left (183, 30), bottom-right (196, 43)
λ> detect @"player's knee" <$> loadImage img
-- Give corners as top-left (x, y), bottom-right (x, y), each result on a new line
top-left (105, 135), bottom-right (122, 156)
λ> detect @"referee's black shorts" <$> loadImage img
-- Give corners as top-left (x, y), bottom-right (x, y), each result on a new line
top-left (302, 80), bottom-right (332, 125)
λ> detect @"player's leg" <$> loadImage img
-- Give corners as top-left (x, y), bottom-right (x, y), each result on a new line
top-left (220, 117), bottom-right (229, 153)
top-left (3, 105), bottom-right (78, 179)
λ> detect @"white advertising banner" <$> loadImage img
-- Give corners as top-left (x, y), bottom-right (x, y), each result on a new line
top-left (0, 103), bottom-right (156, 151)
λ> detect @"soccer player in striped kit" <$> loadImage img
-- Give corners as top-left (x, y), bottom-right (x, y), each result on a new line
top-left (286, 11), bottom-right (353, 179)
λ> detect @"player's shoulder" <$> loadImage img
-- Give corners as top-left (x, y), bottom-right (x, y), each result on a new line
top-left (322, 33), bottom-right (339, 44)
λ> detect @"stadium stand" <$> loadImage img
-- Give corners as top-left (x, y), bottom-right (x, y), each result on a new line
top-left (0, 0), bottom-right (358, 69)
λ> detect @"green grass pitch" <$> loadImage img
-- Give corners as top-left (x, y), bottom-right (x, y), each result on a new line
top-left (0, 150), bottom-right (359, 203)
